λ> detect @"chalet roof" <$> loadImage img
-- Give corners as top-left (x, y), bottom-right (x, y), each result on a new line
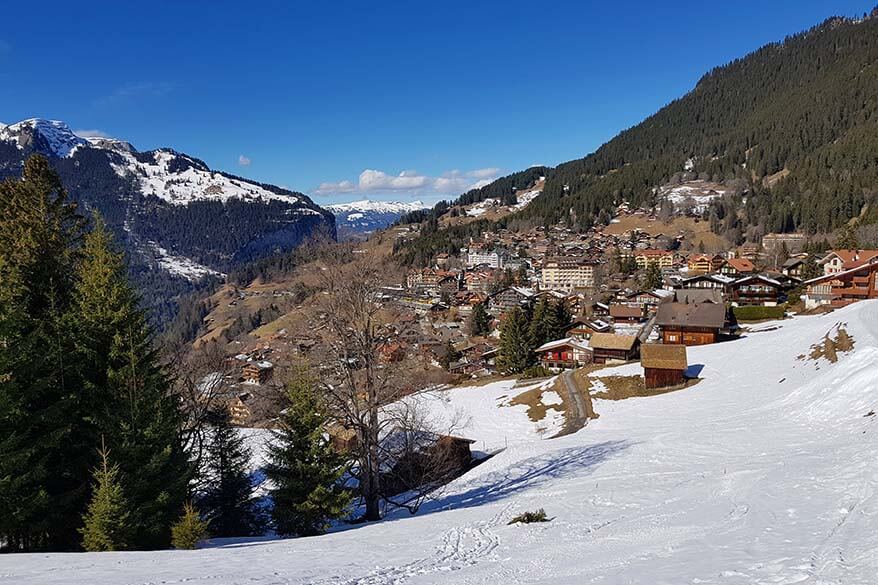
top-left (732, 274), bottom-right (782, 287)
top-left (819, 249), bottom-right (878, 268)
top-left (803, 258), bottom-right (878, 285)
top-left (673, 289), bottom-right (723, 304)
top-left (534, 337), bottom-right (592, 353)
top-left (589, 333), bottom-right (639, 351)
top-left (782, 257), bottom-right (804, 268)
top-left (641, 344), bottom-right (688, 370)
top-left (610, 304), bottom-right (643, 319)
top-left (656, 302), bottom-right (726, 329)
top-left (726, 258), bottom-right (755, 272)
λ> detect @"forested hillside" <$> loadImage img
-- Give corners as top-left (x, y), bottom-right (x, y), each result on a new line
top-left (524, 11), bottom-right (878, 235)
top-left (398, 10), bottom-right (878, 262)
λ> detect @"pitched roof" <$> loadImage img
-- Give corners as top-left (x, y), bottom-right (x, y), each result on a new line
top-left (641, 344), bottom-right (688, 370)
top-left (534, 337), bottom-right (592, 353)
top-left (610, 304), bottom-right (643, 319)
top-left (820, 249), bottom-right (878, 268)
top-left (673, 289), bottom-right (723, 304)
top-left (589, 333), bottom-right (639, 351)
top-left (656, 302), bottom-right (726, 329)
top-left (726, 258), bottom-right (755, 272)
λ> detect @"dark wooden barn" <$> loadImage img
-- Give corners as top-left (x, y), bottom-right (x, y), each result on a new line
top-left (641, 344), bottom-right (688, 389)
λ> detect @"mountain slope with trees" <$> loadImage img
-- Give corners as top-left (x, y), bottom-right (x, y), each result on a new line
top-left (397, 9), bottom-right (878, 263)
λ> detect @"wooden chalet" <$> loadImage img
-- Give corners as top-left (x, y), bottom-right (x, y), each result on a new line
top-left (687, 253), bottom-right (725, 273)
top-left (676, 273), bottom-right (734, 296)
top-left (641, 344), bottom-right (688, 389)
top-left (720, 258), bottom-right (756, 276)
top-left (381, 430), bottom-right (475, 496)
top-left (729, 275), bottom-right (784, 307)
top-left (488, 286), bottom-right (534, 313)
top-left (818, 249), bottom-right (878, 276)
top-left (566, 316), bottom-right (611, 340)
top-left (656, 302), bottom-right (726, 346)
top-left (781, 258), bottom-right (805, 279)
top-left (589, 333), bottom-right (640, 364)
top-left (802, 259), bottom-right (878, 309)
top-left (625, 289), bottom-right (674, 313)
top-left (534, 337), bottom-right (592, 370)
top-left (242, 360), bottom-right (273, 384)
top-left (610, 303), bottom-right (644, 324)
top-left (673, 288), bottom-right (723, 304)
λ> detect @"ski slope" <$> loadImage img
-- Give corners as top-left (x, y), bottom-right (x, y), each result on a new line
top-left (6, 301), bottom-right (878, 584)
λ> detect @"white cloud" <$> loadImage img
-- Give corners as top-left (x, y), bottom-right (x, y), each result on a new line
top-left (238, 155), bottom-right (252, 166)
top-left (314, 166), bottom-right (501, 198)
top-left (359, 169), bottom-right (430, 191)
top-left (314, 179), bottom-right (357, 195)
top-left (466, 167), bottom-right (501, 179)
top-left (73, 129), bottom-right (111, 139)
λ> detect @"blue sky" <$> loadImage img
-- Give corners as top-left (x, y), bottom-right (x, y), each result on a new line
top-left (0, 1), bottom-right (873, 205)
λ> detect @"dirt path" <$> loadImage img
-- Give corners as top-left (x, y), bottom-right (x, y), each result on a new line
top-left (555, 369), bottom-right (596, 436)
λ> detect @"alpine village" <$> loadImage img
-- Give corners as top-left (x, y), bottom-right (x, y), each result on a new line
top-left (4, 5), bottom-right (878, 584)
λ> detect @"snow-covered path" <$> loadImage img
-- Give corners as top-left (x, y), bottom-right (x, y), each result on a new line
top-left (5, 302), bottom-right (878, 584)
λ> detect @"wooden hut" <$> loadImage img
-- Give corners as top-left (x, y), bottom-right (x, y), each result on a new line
top-left (641, 344), bottom-right (688, 389)
top-left (589, 333), bottom-right (640, 364)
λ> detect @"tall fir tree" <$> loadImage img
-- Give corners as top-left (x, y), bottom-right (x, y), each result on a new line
top-left (642, 262), bottom-right (663, 290)
top-left (498, 307), bottom-right (533, 373)
top-left (198, 410), bottom-right (263, 538)
top-left (80, 441), bottom-right (130, 551)
top-left (265, 368), bottom-right (351, 537)
top-left (469, 302), bottom-right (491, 337)
top-left (0, 155), bottom-right (88, 551)
top-left (70, 215), bottom-right (191, 549)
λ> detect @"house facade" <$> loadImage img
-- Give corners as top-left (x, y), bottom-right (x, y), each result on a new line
top-left (540, 257), bottom-right (596, 291)
top-left (641, 344), bottom-right (688, 389)
top-left (656, 302), bottom-right (726, 346)
top-left (534, 338), bottom-right (593, 370)
top-left (729, 275), bottom-right (784, 307)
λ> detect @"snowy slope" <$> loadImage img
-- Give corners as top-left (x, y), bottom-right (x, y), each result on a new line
top-left (6, 302), bottom-right (878, 583)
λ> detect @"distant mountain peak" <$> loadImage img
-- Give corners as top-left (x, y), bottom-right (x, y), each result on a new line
top-left (0, 118), bottom-right (89, 158)
top-left (326, 199), bottom-right (427, 213)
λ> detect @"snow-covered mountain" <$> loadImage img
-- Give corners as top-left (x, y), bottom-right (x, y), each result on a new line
top-left (0, 118), bottom-right (334, 321)
top-left (327, 198), bottom-right (427, 239)
top-left (10, 300), bottom-right (878, 583)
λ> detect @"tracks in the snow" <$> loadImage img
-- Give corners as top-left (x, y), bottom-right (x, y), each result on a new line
top-left (322, 503), bottom-right (515, 585)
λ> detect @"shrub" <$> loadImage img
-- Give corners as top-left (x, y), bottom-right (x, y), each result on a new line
top-left (171, 503), bottom-right (208, 550)
top-left (521, 365), bottom-right (553, 379)
top-left (732, 305), bottom-right (786, 321)
top-left (508, 508), bottom-right (550, 525)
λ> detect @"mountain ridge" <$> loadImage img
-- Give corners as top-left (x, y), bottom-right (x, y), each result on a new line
top-left (0, 118), bottom-right (334, 323)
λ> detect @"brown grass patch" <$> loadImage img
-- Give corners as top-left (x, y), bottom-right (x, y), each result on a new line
top-left (590, 375), bottom-right (701, 401)
top-left (508, 385), bottom-right (565, 423)
top-left (805, 323), bottom-right (855, 363)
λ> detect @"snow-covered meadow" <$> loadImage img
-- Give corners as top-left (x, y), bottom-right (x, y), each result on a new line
top-left (6, 302), bottom-right (878, 584)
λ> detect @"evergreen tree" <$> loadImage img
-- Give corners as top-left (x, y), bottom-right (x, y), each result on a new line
top-left (265, 368), bottom-right (351, 537)
top-left (170, 503), bottom-right (208, 550)
top-left (198, 411), bottom-right (263, 538)
top-left (70, 215), bottom-right (191, 549)
top-left (469, 302), bottom-right (491, 337)
top-left (835, 222), bottom-right (860, 249)
top-left (498, 307), bottom-right (533, 373)
top-left (438, 339), bottom-right (461, 370)
top-left (528, 298), bottom-right (561, 350)
top-left (642, 262), bottom-right (663, 290)
top-left (0, 155), bottom-right (88, 551)
top-left (80, 441), bottom-right (130, 552)
top-left (551, 300), bottom-right (572, 340)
